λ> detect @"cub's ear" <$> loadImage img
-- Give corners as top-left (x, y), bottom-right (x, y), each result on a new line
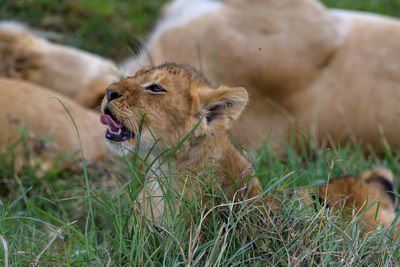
top-left (362, 168), bottom-right (394, 183)
top-left (200, 85), bottom-right (248, 131)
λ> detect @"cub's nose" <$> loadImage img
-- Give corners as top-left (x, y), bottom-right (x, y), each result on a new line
top-left (106, 89), bottom-right (122, 102)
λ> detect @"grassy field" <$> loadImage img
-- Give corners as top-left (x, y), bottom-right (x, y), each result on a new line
top-left (1, 131), bottom-right (400, 265)
top-left (1, 0), bottom-right (400, 266)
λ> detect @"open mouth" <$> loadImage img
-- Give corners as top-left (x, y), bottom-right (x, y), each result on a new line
top-left (100, 108), bottom-right (135, 142)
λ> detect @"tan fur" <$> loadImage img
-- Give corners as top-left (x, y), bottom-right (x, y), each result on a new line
top-left (0, 78), bottom-right (108, 164)
top-left (0, 23), bottom-right (119, 109)
top-left (122, 0), bottom-right (400, 151)
top-left (102, 64), bottom-right (398, 233)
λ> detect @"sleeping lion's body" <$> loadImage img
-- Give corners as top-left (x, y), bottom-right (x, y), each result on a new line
top-left (0, 78), bottom-right (108, 163)
top-left (2, 0), bottom-right (400, 151)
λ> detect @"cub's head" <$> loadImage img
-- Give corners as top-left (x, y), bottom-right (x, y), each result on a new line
top-left (100, 63), bottom-right (248, 156)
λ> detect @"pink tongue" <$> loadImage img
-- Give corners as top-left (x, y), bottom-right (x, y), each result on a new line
top-left (100, 114), bottom-right (123, 132)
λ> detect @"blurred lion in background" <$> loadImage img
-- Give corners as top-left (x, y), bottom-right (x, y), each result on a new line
top-left (2, 0), bottom-right (400, 156)
top-left (125, 0), bottom-right (400, 152)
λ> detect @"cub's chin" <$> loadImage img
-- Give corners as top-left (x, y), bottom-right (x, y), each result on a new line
top-left (104, 139), bottom-right (135, 157)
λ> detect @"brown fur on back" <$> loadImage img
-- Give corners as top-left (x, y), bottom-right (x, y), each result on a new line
top-left (317, 168), bottom-right (398, 232)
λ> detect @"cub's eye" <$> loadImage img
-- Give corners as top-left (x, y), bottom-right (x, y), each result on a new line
top-left (145, 84), bottom-right (166, 93)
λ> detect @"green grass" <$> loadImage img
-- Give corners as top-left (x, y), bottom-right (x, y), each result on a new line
top-left (321, 0), bottom-right (400, 17)
top-left (0, 128), bottom-right (399, 266)
top-left (1, 0), bottom-right (400, 265)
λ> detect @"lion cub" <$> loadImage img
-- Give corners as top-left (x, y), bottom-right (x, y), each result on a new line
top-left (100, 63), bottom-right (261, 220)
top-left (316, 168), bottom-right (399, 232)
top-left (100, 63), bottom-right (398, 231)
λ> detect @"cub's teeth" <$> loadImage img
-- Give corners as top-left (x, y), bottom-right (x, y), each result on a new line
top-left (109, 128), bottom-right (123, 135)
